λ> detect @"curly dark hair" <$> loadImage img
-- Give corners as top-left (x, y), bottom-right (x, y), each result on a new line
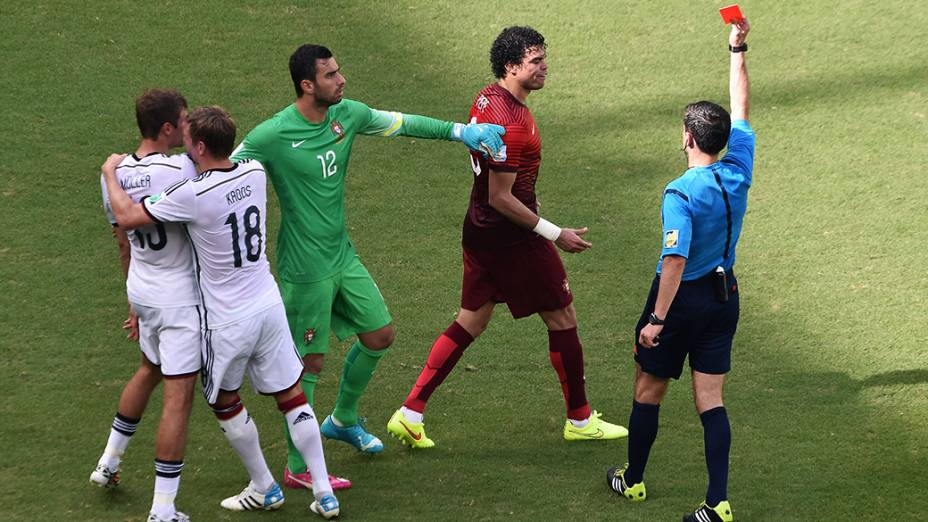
top-left (490, 26), bottom-right (546, 79)
top-left (683, 101), bottom-right (731, 155)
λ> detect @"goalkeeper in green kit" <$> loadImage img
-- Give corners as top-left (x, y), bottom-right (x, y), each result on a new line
top-left (231, 44), bottom-right (505, 491)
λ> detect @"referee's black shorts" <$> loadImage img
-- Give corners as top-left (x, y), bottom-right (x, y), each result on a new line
top-left (633, 270), bottom-right (740, 380)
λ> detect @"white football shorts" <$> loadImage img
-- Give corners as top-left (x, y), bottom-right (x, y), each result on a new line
top-left (134, 304), bottom-right (202, 377)
top-left (200, 302), bottom-right (304, 405)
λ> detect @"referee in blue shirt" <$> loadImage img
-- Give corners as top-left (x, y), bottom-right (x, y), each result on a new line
top-left (606, 18), bottom-right (754, 522)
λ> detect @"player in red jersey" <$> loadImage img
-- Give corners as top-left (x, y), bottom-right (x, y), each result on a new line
top-left (388, 26), bottom-right (627, 447)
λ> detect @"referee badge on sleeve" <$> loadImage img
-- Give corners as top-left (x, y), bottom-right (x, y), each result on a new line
top-left (664, 229), bottom-right (679, 248)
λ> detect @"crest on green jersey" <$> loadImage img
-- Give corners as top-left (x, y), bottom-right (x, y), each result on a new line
top-left (331, 120), bottom-right (345, 141)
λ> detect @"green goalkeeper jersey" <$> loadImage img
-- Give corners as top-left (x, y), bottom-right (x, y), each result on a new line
top-left (232, 99), bottom-right (454, 283)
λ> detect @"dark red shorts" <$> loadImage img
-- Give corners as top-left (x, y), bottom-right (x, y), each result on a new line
top-left (461, 237), bottom-right (572, 318)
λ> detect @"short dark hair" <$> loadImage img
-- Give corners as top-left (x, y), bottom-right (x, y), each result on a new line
top-left (290, 44), bottom-right (334, 97)
top-left (683, 101), bottom-right (731, 155)
top-left (490, 26), bottom-right (546, 79)
top-left (135, 89), bottom-right (187, 140)
top-left (188, 106), bottom-right (236, 158)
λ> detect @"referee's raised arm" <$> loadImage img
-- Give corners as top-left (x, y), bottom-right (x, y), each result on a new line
top-left (728, 18), bottom-right (750, 121)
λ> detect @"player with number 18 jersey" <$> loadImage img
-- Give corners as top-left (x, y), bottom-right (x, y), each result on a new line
top-left (143, 158), bottom-right (298, 404)
top-left (104, 105), bottom-right (339, 515)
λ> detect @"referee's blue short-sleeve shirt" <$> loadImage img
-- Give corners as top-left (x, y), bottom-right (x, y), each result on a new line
top-left (658, 119), bottom-right (755, 280)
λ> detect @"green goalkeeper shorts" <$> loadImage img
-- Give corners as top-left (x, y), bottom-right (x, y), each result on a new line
top-left (280, 255), bottom-right (392, 356)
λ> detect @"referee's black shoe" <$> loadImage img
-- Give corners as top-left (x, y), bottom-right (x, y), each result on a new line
top-left (683, 500), bottom-right (733, 522)
top-left (605, 464), bottom-right (647, 501)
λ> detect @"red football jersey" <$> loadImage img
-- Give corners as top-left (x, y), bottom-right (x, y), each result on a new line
top-left (462, 83), bottom-right (542, 249)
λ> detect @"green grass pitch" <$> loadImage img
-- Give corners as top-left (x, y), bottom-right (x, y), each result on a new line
top-left (1, 1), bottom-right (927, 520)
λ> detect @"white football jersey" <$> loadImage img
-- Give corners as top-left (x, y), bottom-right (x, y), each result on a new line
top-left (143, 159), bottom-right (281, 329)
top-left (101, 153), bottom-right (199, 308)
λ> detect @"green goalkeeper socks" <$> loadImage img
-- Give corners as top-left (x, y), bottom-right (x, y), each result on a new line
top-left (333, 341), bottom-right (388, 426)
top-left (285, 372), bottom-right (319, 474)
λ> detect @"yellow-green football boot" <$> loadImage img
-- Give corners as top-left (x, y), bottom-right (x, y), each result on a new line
top-left (564, 411), bottom-right (628, 441)
top-left (387, 409), bottom-right (435, 449)
top-left (606, 465), bottom-right (647, 501)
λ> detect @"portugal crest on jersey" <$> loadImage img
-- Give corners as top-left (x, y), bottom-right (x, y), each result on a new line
top-left (331, 120), bottom-right (345, 140)
top-left (303, 327), bottom-right (316, 345)
top-left (476, 95), bottom-right (490, 112)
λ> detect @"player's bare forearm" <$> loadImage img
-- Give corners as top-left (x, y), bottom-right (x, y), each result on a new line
top-left (114, 226), bottom-right (131, 280)
top-left (654, 255), bottom-right (686, 319)
top-left (729, 19), bottom-right (750, 121)
top-left (487, 169), bottom-right (539, 230)
top-left (489, 190), bottom-right (541, 230)
top-left (101, 154), bottom-right (154, 229)
top-left (730, 52), bottom-right (749, 121)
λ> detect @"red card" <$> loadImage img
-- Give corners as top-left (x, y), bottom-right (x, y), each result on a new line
top-left (719, 4), bottom-right (744, 24)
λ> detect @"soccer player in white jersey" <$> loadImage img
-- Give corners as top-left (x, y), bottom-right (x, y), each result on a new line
top-left (91, 89), bottom-right (201, 522)
top-left (101, 106), bottom-right (340, 519)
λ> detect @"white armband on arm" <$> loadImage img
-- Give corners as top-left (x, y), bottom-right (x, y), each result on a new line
top-left (533, 217), bottom-right (562, 241)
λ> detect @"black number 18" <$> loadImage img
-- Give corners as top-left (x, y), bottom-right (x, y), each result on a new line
top-left (225, 205), bottom-right (262, 267)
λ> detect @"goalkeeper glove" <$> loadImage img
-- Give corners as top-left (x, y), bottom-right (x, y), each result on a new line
top-left (451, 123), bottom-right (506, 160)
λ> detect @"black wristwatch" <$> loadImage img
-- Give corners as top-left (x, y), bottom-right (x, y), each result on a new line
top-left (729, 43), bottom-right (748, 53)
top-left (648, 313), bottom-right (665, 326)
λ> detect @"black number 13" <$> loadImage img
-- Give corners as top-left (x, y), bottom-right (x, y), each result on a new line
top-left (224, 205), bottom-right (262, 267)
top-left (134, 223), bottom-right (167, 251)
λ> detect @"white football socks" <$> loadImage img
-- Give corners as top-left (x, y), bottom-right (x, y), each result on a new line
top-left (400, 406), bottom-right (424, 424)
top-left (569, 416), bottom-right (590, 428)
top-left (284, 404), bottom-right (333, 500)
top-left (218, 408), bottom-right (275, 493)
top-left (151, 460), bottom-right (183, 519)
top-left (99, 414), bottom-right (139, 470)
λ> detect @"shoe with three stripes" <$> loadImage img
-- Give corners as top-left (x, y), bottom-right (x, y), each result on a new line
top-left (89, 463), bottom-right (120, 488)
top-left (220, 481), bottom-right (285, 511)
top-left (683, 500), bottom-right (733, 522)
top-left (606, 464), bottom-right (647, 501)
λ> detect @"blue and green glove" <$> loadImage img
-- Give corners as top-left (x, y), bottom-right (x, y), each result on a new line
top-left (451, 122), bottom-right (507, 160)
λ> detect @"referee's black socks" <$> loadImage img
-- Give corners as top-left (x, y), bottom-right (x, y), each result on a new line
top-left (700, 406), bottom-right (731, 506)
top-left (626, 400), bottom-right (660, 485)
